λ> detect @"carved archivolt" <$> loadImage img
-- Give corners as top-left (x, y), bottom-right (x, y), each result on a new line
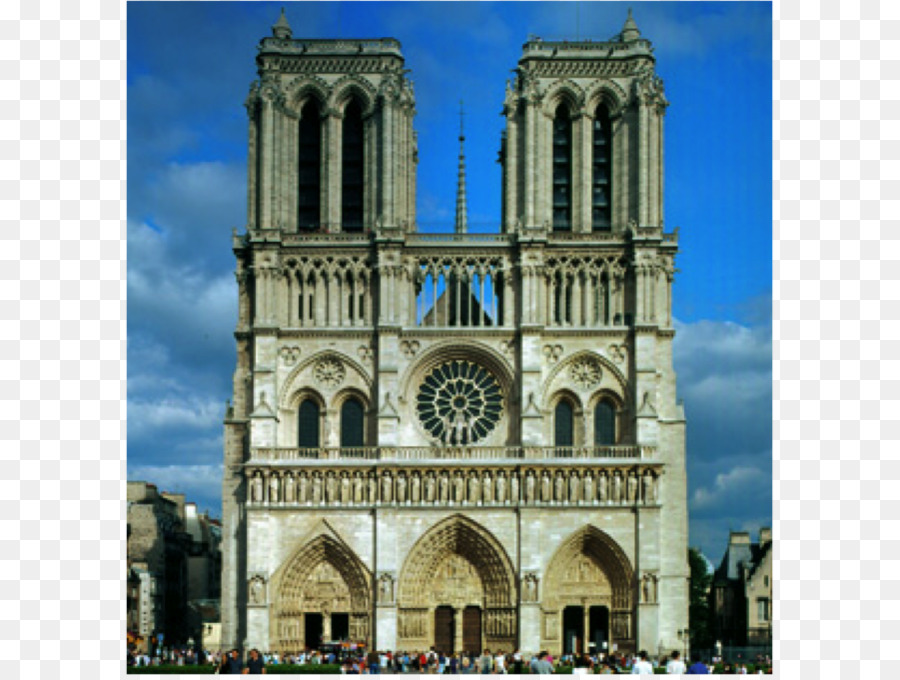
top-left (329, 74), bottom-right (378, 116)
top-left (542, 525), bottom-right (634, 613)
top-left (398, 515), bottom-right (516, 609)
top-left (270, 531), bottom-right (372, 650)
top-left (582, 79), bottom-right (630, 117)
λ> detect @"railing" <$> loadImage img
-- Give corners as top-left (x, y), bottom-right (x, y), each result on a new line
top-left (251, 445), bottom-right (653, 462)
top-left (406, 233), bottom-right (514, 244)
top-left (546, 232), bottom-right (623, 242)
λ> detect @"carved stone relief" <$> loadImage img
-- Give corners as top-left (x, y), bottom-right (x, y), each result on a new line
top-left (542, 344), bottom-right (564, 364)
top-left (314, 357), bottom-right (346, 388)
top-left (249, 575), bottom-right (267, 605)
top-left (378, 572), bottom-right (395, 605)
top-left (279, 346), bottom-right (302, 366)
top-left (570, 357), bottom-right (602, 389)
top-left (522, 572), bottom-right (540, 602)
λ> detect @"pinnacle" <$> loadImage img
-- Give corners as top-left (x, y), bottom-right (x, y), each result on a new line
top-left (272, 7), bottom-right (293, 39)
top-left (621, 8), bottom-right (641, 42)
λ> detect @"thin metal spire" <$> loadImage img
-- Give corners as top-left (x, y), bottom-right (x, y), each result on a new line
top-left (455, 100), bottom-right (468, 234)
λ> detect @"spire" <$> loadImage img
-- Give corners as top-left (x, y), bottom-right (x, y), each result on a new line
top-left (272, 7), bottom-right (292, 39)
top-left (454, 100), bottom-right (468, 235)
top-left (621, 8), bottom-right (641, 42)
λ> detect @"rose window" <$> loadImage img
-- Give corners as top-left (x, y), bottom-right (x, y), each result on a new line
top-left (416, 360), bottom-right (503, 445)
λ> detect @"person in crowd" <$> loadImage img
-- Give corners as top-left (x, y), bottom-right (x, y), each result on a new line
top-left (573, 652), bottom-right (593, 675)
top-left (242, 648), bottom-right (266, 675)
top-left (367, 648), bottom-right (380, 674)
top-left (535, 651), bottom-right (554, 675)
top-left (666, 650), bottom-right (686, 674)
top-left (631, 650), bottom-right (653, 675)
top-left (511, 650), bottom-right (523, 674)
top-left (686, 651), bottom-right (710, 674)
top-left (478, 648), bottom-right (493, 674)
top-left (220, 649), bottom-right (243, 675)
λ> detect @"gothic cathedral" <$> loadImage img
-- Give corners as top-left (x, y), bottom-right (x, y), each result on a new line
top-left (222, 10), bottom-right (687, 657)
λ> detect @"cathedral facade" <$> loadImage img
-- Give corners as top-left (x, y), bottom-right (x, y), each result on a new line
top-left (222, 11), bottom-right (687, 657)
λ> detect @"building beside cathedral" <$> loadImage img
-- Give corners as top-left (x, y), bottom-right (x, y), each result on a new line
top-left (222, 10), bottom-right (687, 657)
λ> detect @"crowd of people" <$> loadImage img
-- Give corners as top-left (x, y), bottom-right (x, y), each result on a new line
top-left (128, 644), bottom-right (773, 674)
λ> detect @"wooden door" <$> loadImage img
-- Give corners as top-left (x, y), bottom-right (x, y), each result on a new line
top-left (434, 606), bottom-right (455, 654)
top-left (462, 606), bottom-right (482, 655)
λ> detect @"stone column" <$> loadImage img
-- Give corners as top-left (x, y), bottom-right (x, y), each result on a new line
top-left (504, 109), bottom-right (519, 232)
top-left (524, 99), bottom-right (536, 228)
top-left (649, 106), bottom-right (660, 227)
top-left (572, 271), bottom-right (582, 327)
top-left (382, 97), bottom-right (395, 228)
top-left (580, 113), bottom-right (594, 233)
top-left (639, 99), bottom-right (649, 227)
top-left (571, 111), bottom-right (585, 231)
top-left (503, 268), bottom-right (514, 327)
top-left (246, 95), bottom-right (259, 230)
top-left (326, 111), bottom-right (342, 232)
top-left (259, 92), bottom-right (275, 229)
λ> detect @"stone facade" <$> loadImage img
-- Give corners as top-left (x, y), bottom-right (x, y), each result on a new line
top-left (127, 482), bottom-right (223, 648)
top-left (127, 482), bottom-right (191, 645)
top-left (222, 11), bottom-right (688, 657)
top-left (711, 529), bottom-right (773, 647)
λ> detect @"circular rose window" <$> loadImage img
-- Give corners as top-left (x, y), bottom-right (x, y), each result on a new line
top-left (416, 360), bottom-right (503, 445)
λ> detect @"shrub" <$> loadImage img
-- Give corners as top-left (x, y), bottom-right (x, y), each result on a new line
top-left (127, 663), bottom-right (342, 674)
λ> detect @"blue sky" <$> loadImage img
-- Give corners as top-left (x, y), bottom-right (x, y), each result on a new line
top-left (127, 1), bottom-right (772, 562)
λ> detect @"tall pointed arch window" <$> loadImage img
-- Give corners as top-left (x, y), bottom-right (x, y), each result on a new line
top-left (340, 397), bottom-right (365, 449)
top-left (552, 103), bottom-right (573, 232)
top-left (594, 399), bottom-right (616, 446)
top-left (554, 399), bottom-right (574, 448)
top-left (592, 104), bottom-right (612, 231)
top-left (298, 399), bottom-right (320, 449)
top-left (341, 99), bottom-right (364, 232)
top-left (297, 98), bottom-right (322, 231)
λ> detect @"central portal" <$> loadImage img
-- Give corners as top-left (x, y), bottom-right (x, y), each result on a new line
top-left (397, 516), bottom-right (517, 652)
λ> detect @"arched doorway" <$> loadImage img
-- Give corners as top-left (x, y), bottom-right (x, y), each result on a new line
top-left (270, 533), bottom-right (371, 651)
top-left (397, 515), bottom-right (517, 654)
top-left (542, 526), bottom-right (634, 656)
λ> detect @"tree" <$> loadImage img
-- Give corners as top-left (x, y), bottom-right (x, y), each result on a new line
top-left (688, 548), bottom-right (714, 650)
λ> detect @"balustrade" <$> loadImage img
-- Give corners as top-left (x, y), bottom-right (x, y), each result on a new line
top-left (252, 445), bottom-right (652, 462)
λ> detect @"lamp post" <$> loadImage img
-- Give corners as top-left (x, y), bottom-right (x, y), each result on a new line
top-left (677, 629), bottom-right (690, 661)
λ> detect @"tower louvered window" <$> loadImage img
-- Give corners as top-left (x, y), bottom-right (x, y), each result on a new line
top-left (592, 105), bottom-right (612, 231)
top-left (297, 99), bottom-right (321, 231)
top-left (341, 99), bottom-right (364, 232)
top-left (552, 103), bottom-right (572, 231)
top-left (298, 399), bottom-right (320, 448)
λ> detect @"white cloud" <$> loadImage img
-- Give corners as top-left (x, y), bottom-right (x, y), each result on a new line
top-left (691, 466), bottom-right (768, 512)
top-left (129, 397), bottom-right (224, 439)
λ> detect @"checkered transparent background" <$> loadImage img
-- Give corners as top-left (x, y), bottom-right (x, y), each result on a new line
top-left (2, 0), bottom-right (894, 677)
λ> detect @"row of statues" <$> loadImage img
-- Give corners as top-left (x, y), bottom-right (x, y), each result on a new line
top-left (248, 467), bottom-right (659, 506)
